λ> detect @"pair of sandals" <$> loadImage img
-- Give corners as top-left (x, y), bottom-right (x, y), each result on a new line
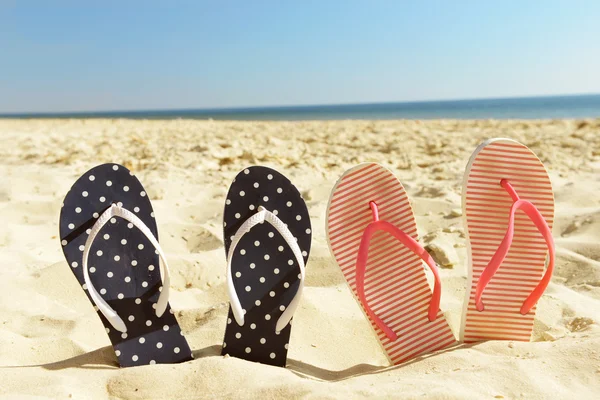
top-left (60, 165), bottom-right (310, 367)
top-left (327, 138), bottom-right (554, 364)
top-left (59, 138), bottom-right (554, 369)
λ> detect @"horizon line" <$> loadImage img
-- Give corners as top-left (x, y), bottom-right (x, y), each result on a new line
top-left (1, 92), bottom-right (599, 117)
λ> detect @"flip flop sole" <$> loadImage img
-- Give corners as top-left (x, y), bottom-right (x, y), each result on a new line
top-left (60, 164), bottom-right (192, 367)
top-left (222, 166), bottom-right (311, 367)
top-left (326, 163), bottom-right (456, 365)
top-left (460, 139), bottom-right (554, 342)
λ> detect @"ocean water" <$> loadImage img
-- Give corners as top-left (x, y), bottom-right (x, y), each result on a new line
top-left (2, 94), bottom-right (600, 120)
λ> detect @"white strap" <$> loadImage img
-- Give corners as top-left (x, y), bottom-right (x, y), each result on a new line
top-left (226, 206), bottom-right (305, 332)
top-left (82, 204), bottom-right (171, 333)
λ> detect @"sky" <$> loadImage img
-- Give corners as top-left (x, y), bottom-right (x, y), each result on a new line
top-left (1, 1), bottom-right (599, 113)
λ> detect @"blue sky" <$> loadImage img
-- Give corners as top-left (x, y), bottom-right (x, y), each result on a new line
top-left (1, 1), bottom-right (599, 113)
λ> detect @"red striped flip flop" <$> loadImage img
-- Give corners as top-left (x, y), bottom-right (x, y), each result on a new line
top-left (326, 163), bottom-right (456, 365)
top-left (460, 138), bottom-right (555, 343)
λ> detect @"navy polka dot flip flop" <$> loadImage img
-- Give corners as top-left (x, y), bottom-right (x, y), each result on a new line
top-left (221, 166), bottom-right (312, 367)
top-left (59, 163), bottom-right (193, 367)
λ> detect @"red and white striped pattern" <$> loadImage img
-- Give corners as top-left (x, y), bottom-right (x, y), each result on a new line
top-left (326, 163), bottom-right (456, 365)
top-left (461, 139), bottom-right (554, 343)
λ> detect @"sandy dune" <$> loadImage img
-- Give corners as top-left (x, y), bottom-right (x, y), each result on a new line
top-left (0, 118), bottom-right (599, 399)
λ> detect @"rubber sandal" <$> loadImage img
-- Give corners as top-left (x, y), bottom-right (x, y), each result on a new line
top-left (221, 166), bottom-right (312, 367)
top-left (460, 138), bottom-right (555, 342)
top-left (59, 164), bottom-right (193, 367)
top-left (326, 163), bottom-right (456, 365)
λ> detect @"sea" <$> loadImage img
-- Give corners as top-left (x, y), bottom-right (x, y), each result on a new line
top-left (2, 94), bottom-right (600, 121)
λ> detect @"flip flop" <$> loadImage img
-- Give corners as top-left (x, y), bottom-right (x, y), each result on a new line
top-left (59, 164), bottom-right (193, 367)
top-left (460, 138), bottom-right (555, 342)
top-left (326, 163), bottom-right (456, 365)
top-left (221, 166), bottom-right (311, 367)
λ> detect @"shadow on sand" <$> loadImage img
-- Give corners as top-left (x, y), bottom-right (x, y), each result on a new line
top-left (0, 342), bottom-right (473, 380)
top-left (286, 342), bottom-right (470, 382)
top-left (1, 346), bottom-right (117, 371)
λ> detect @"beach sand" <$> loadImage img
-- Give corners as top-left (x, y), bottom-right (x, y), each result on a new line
top-left (0, 118), bottom-right (599, 399)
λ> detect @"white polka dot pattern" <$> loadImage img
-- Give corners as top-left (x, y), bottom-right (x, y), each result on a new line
top-left (59, 163), bottom-right (193, 367)
top-left (221, 166), bottom-right (311, 367)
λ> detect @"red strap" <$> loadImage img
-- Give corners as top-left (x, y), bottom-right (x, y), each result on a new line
top-left (475, 180), bottom-right (555, 315)
top-left (354, 202), bottom-right (442, 341)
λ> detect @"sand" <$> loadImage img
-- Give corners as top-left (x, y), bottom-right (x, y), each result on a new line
top-left (0, 118), bottom-right (599, 399)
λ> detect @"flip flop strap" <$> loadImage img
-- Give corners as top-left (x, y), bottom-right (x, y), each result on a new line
top-left (474, 180), bottom-right (555, 314)
top-left (82, 204), bottom-right (171, 333)
top-left (355, 219), bottom-right (442, 342)
top-left (226, 206), bottom-right (305, 332)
